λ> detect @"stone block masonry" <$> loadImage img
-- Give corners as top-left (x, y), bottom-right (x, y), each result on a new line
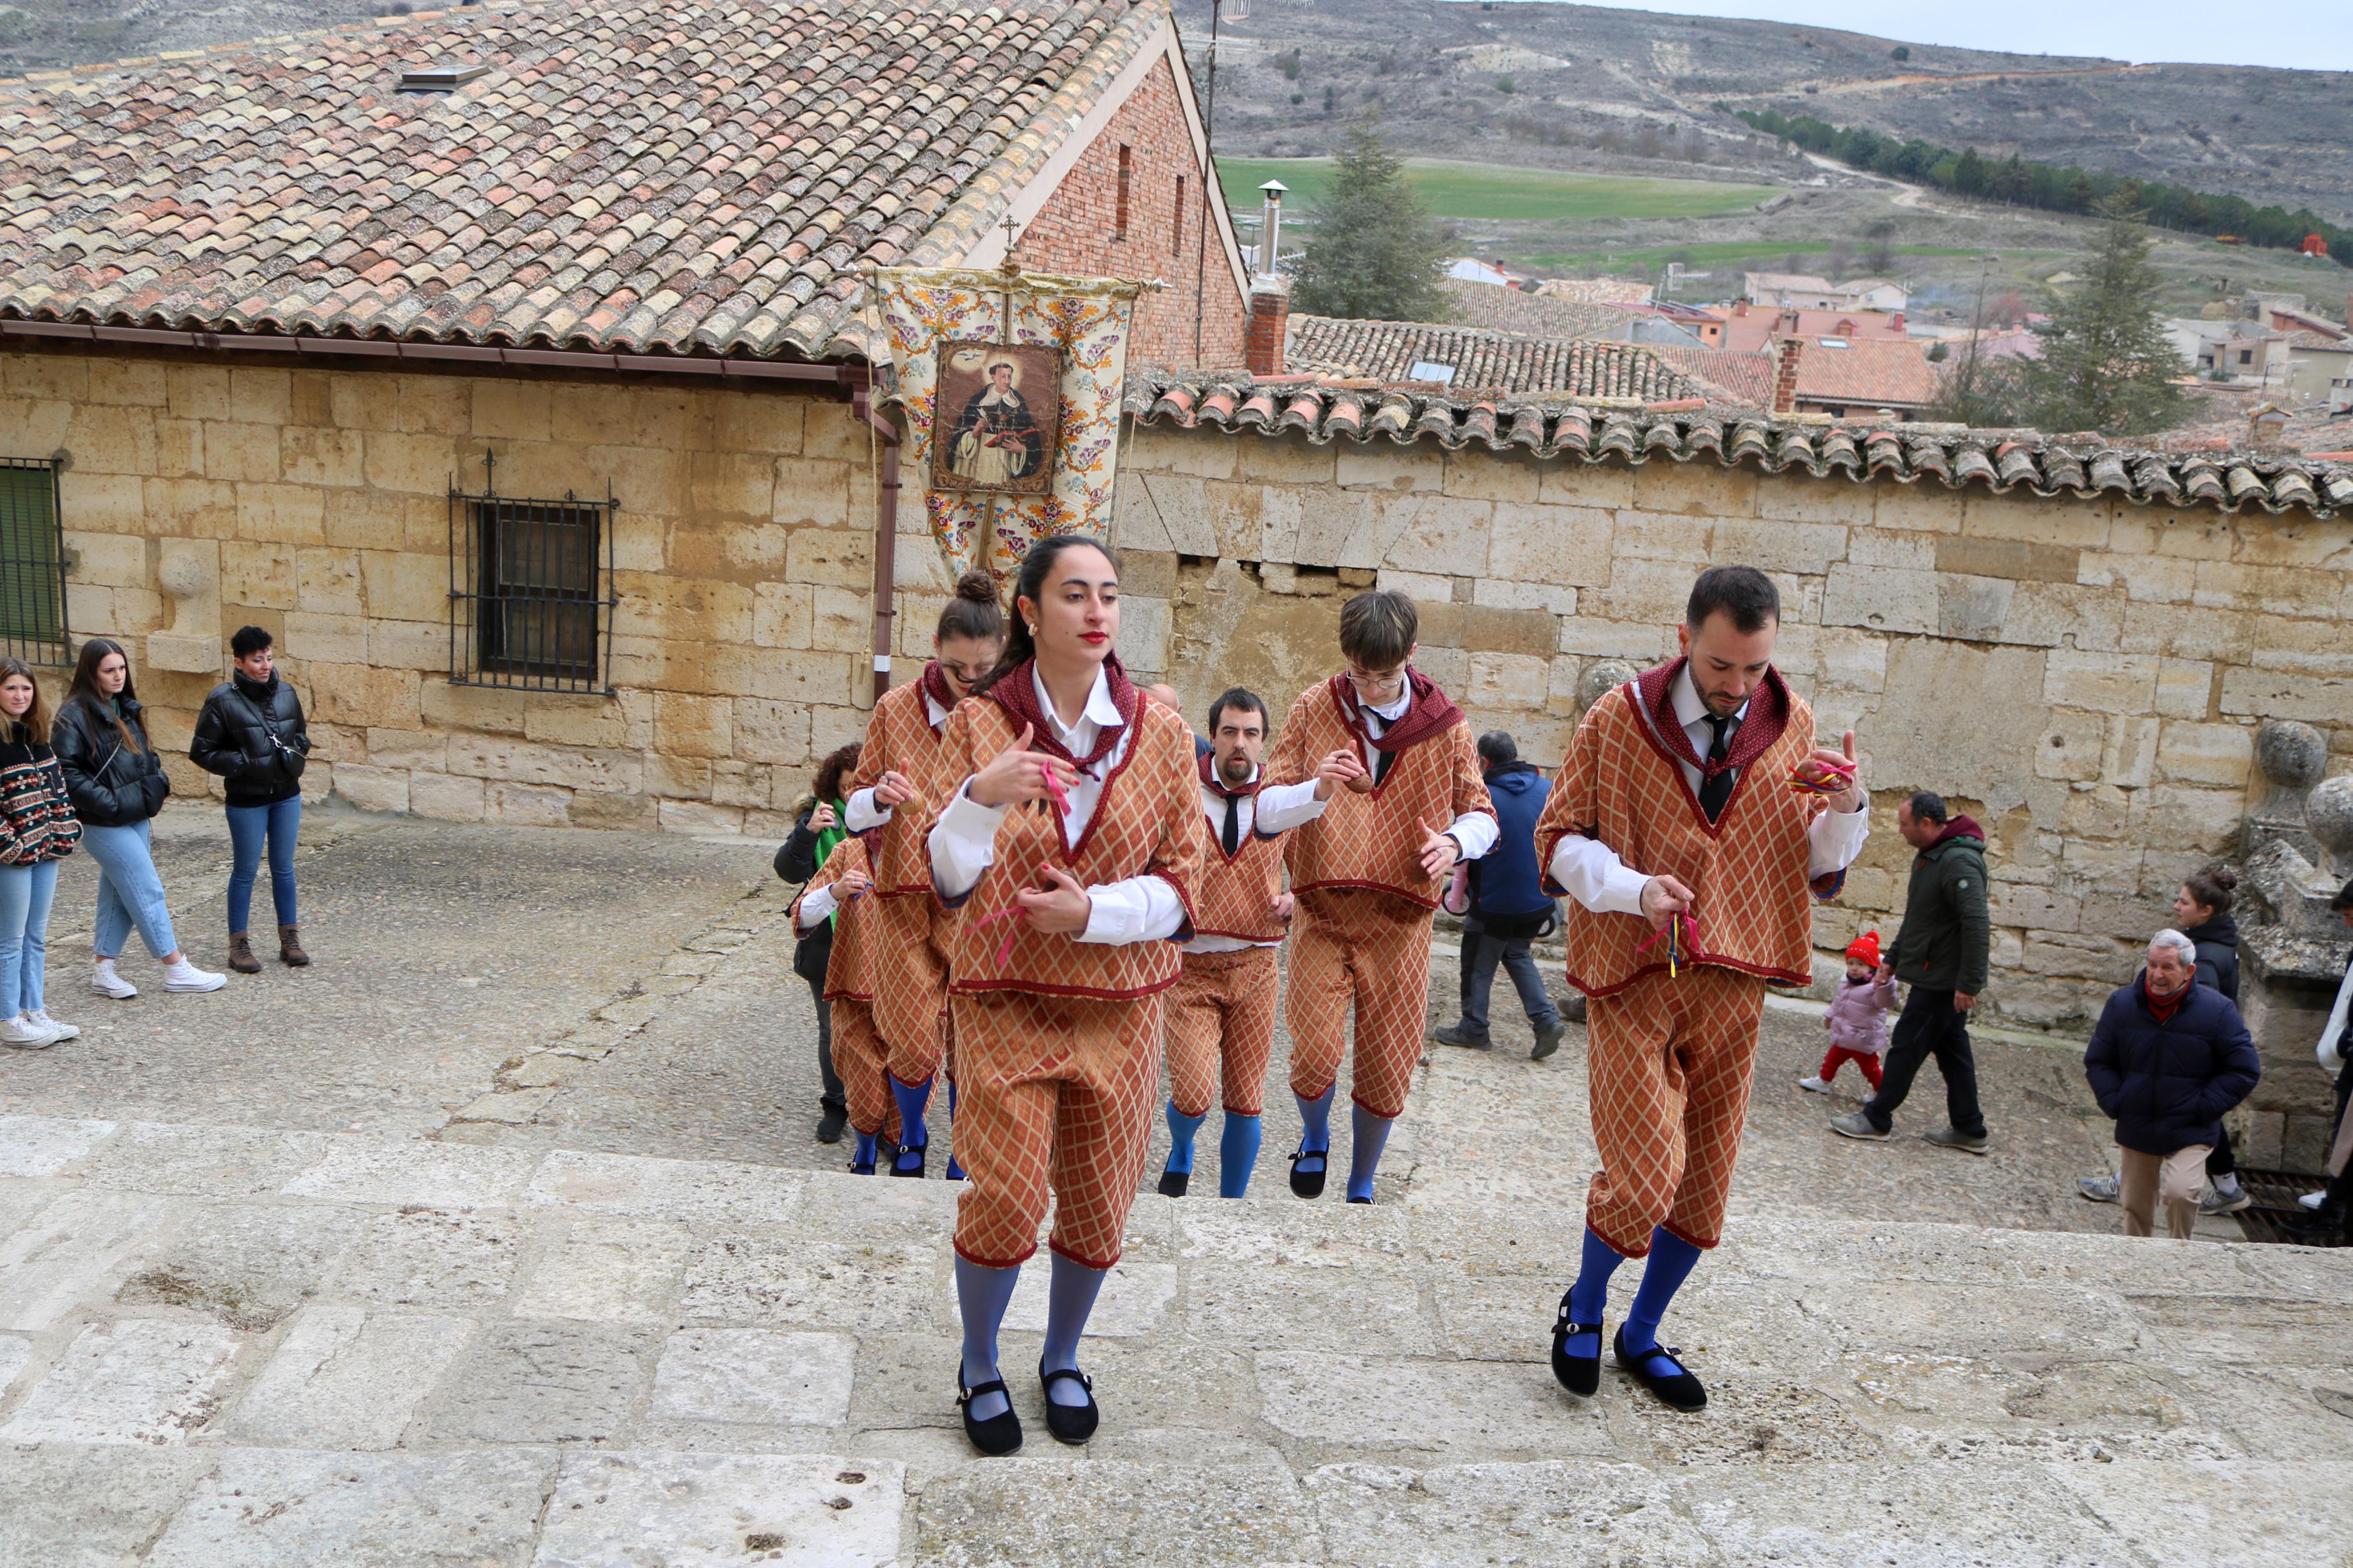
top-left (1110, 424), bottom-right (2353, 1029)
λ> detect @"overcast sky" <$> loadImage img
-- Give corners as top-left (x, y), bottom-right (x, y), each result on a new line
top-left (1546, 1), bottom-right (2353, 73)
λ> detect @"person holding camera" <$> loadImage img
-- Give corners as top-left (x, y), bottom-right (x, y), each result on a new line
top-left (191, 627), bottom-right (313, 973)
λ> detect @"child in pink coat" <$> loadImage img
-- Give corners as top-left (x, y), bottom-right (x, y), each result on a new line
top-left (1802, 930), bottom-right (1897, 1093)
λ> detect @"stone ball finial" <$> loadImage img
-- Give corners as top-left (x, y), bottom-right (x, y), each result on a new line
top-left (2256, 720), bottom-right (2327, 792)
top-left (1578, 659), bottom-right (1638, 712)
top-left (157, 552), bottom-right (209, 600)
top-left (2311, 775), bottom-right (2353, 872)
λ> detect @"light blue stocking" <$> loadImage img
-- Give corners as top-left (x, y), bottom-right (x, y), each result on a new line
top-left (889, 1074), bottom-right (934, 1172)
top-left (1621, 1228), bottom-right (1703, 1356)
top-left (1345, 1102), bottom-right (1393, 1203)
top-left (1163, 1103), bottom-right (1207, 1175)
top-left (1218, 1112), bottom-right (1262, 1198)
top-left (1563, 1227), bottom-right (1628, 1360)
top-left (1293, 1085), bottom-right (1335, 1175)
top-left (956, 1256), bottom-right (1021, 1421)
top-left (1041, 1252), bottom-right (1108, 1408)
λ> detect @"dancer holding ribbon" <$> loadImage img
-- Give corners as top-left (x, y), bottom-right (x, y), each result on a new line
top-left (1533, 566), bottom-right (1868, 1411)
top-left (925, 536), bottom-right (1205, 1456)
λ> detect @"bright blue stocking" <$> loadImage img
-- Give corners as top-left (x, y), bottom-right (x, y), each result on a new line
top-left (1621, 1228), bottom-right (1703, 1356)
top-left (1293, 1085), bottom-right (1335, 1175)
top-left (1041, 1252), bottom-right (1108, 1407)
top-left (1218, 1112), bottom-right (1262, 1199)
top-left (852, 1131), bottom-right (879, 1174)
top-left (1344, 1103), bottom-right (1393, 1203)
top-left (1563, 1227), bottom-right (1628, 1359)
top-left (944, 1078), bottom-right (965, 1181)
top-left (1163, 1103), bottom-right (1207, 1175)
top-left (955, 1256), bottom-right (1021, 1421)
top-left (890, 1074), bottom-right (934, 1172)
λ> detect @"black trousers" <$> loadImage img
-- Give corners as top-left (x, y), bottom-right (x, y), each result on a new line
top-left (804, 973), bottom-right (846, 1112)
top-left (1864, 984), bottom-right (1985, 1137)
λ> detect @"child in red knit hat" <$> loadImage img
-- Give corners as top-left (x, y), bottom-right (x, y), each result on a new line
top-left (1801, 930), bottom-right (1898, 1094)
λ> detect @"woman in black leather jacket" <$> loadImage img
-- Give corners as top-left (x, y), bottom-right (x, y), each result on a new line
top-left (190, 627), bottom-right (313, 973)
top-left (50, 638), bottom-right (224, 997)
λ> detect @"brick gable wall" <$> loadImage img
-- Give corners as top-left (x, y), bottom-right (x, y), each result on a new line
top-left (1016, 58), bottom-right (1247, 370)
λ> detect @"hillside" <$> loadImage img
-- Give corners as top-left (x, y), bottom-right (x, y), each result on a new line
top-left (1176, 0), bottom-right (2353, 227)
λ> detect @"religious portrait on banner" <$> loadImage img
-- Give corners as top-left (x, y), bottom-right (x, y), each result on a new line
top-left (932, 343), bottom-right (1060, 496)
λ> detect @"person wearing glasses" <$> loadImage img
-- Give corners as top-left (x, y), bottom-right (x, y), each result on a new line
top-left (1262, 591), bottom-right (1496, 1206)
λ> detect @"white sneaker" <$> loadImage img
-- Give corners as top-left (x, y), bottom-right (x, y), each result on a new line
top-left (0, 1016), bottom-right (63, 1049)
top-left (162, 958), bottom-right (226, 994)
top-left (1798, 1076), bottom-right (1833, 1094)
top-left (2301, 1190), bottom-right (2329, 1211)
top-left (90, 961), bottom-right (137, 1000)
top-left (26, 1009), bottom-right (78, 1041)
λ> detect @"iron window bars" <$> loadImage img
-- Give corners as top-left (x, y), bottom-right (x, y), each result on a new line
top-left (0, 457), bottom-right (69, 666)
top-left (449, 456), bottom-right (617, 694)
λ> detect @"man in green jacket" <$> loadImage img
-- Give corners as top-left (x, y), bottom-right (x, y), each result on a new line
top-left (1831, 791), bottom-right (1993, 1153)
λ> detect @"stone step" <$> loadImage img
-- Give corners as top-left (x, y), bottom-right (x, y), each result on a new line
top-left (1, 1111), bottom-right (2349, 1566)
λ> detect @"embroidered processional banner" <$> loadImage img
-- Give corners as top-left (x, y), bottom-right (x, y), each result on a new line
top-left (873, 266), bottom-right (1144, 584)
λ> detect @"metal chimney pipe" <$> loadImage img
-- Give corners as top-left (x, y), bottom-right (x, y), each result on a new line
top-left (1258, 180), bottom-right (1287, 278)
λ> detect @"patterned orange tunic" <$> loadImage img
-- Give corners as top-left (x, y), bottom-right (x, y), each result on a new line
top-left (789, 838), bottom-right (893, 1140)
top-left (850, 675), bottom-right (957, 1085)
top-left (1191, 823), bottom-right (1289, 944)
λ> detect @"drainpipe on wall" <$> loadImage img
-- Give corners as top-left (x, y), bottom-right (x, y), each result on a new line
top-left (847, 370), bottom-right (902, 703)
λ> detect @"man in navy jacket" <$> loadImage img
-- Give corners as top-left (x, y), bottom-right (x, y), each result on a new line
top-left (1434, 731), bottom-right (1564, 1059)
top-left (2084, 929), bottom-right (2260, 1240)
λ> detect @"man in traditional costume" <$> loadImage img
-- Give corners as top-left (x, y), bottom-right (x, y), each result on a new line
top-left (1265, 590), bottom-right (1496, 1204)
top-left (1157, 687), bottom-right (1362, 1199)
top-left (1534, 565), bottom-right (1868, 1411)
top-left (842, 573), bottom-right (1005, 1176)
top-left (947, 361), bottom-right (1042, 487)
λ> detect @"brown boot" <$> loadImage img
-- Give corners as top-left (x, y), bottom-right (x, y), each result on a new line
top-left (278, 925), bottom-right (310, 967)
top-left (227, 933), bottom-right (261, 975)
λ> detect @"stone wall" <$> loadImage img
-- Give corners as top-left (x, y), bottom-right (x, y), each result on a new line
top-left (1106, 419), bottom-right (2353, 1037)
top-left (2, 344), bottom-right (886, 835)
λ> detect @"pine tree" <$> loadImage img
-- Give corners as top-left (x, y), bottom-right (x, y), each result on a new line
top-left (1285, 116), bottom-right (1450, 323)
top-left (2021, 197), bottom-right (2188, 436)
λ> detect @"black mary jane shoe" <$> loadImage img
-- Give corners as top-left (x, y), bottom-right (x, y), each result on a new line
top-left (1550, 1294), bottom-right (1601, 1398)
top-left (1156, 1167), bottom-right (1190, 1198)
top-left (1613, 1327), bottom-right (1706, 1411)
top-left (1039, 1362), bottom-right (1100, 1445)
top-left (957, 1369), bottom-right (1024, 1455)
top-left (1288, 1146), bottom-right (1328, 1200)
top-left (1346, 1194), bottom-right (1372, 1204)
top-left (889, 1142), bottom-right (927, 1179)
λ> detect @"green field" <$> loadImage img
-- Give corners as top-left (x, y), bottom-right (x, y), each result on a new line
top-left (1521, 240), bottom-right (2070, 277)
top-left (1217, 158), bottom-right (1776, 222)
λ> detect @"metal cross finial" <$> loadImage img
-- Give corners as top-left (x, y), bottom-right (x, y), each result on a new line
top-left (997, 215), bottom-right (1023, 279)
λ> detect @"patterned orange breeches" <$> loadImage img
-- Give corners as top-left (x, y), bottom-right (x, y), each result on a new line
top-left (949, 988), bottom-right (1165, 1270)
top-left (1584, 964), bottom-right (1767, 1258)
top-left (1286, 888), bottom-right (1436, 1121)
top-left (872, 894), bottom-right (949, 1089)
top-left (1165, 945), bottom-right (1280, 1118)
top-left (827, 998), bottom-right (898, 1142)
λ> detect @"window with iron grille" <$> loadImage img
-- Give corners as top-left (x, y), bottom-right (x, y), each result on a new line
top-left (0, 457), bottom-right (69, 666)
top-left (449, 463), bottom-right (616, 693)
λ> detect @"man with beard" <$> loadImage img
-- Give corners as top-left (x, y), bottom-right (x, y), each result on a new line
top-left (1156, 689), bottom-right (1361, 1199)
top-left (948, 360), bottom-right (1042, 487)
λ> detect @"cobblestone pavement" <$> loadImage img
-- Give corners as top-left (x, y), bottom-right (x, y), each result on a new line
top-left (2, 818), bottom-right (2345, 1565)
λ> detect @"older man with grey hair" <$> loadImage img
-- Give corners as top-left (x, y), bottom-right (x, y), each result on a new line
top-left (2082, 928), bottom-right (2261, 1240)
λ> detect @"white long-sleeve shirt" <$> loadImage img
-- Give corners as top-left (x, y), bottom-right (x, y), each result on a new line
top-left (1548, 666), bottom-right (1867, 915)
top-left (1183, 766), bottom-right (1327, 955)
top-left (927, 666), bottom-right (1187, 945)
top-left (843, 687), bottom-right (953, 832)
top-left (1358, 687), bottom-right (1500, 861)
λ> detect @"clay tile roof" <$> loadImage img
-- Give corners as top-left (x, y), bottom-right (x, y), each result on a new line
top-left (1285, 313), bottom-right (1702, 401)
top-left (1435, 278), bottom-right (1644, 340)
top-left (0, 0), bottom-right (1158, 361)
top-left (1652, 344), bottom-right (1774, 407)
top-left (1122, 368), bottom-right (2352, 520)
top-left (1788, 336), bottom-right (1940, 408)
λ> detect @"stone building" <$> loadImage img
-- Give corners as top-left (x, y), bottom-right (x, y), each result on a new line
top-left (0, 0), bottom-right (1255, 836)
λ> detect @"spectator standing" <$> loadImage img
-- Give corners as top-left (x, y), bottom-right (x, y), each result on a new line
top-left (776, 741), bottom-right (861, 1146)
top-left (190, 627), bottom-right (313, 972)
top-left (51, 639), bottom-right (223, 997)
top-left (2079, 866), bottom-right (2251, 1213)
top-left (1801, 930), bottom-right (1897, 1093)
top-left (2281, 881), bottom-right (2353, 1245)
top-left (2082, 929), bottom-right (2260, 1240)
top-left (1432, 730), bottom-right (1564, 1059)
top-left (1830, 791), bottom-right (1990, 1152)
top-left (0, 659), bottom-right (83, 1047)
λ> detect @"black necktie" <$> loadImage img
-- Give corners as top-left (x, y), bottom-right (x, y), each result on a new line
top-left (1698, 714), bottom-right (1736, 823)
top-left (1221, 793), bottom-right (1241, 856)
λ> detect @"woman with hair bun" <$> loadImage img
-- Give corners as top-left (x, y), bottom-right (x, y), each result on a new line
top-left (2079, 863), bottom-right (2251, 1214)
top-left (840, 571), bottom-right (1006, 1177)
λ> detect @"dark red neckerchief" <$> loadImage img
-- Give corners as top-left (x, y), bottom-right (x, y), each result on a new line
top-left (1329, 669), bottom-right (1464, 755)
top-left (2143, 975), bottom-right (2189, 1024)
top-left (919, 659), bottom-right (959, 727)
top-left (982, 654), bottom-right (1138, 771)
top-left (1634, 656), bottom-right (1792, 780)
top-left (1198, 748), bottom-right (1263, 799)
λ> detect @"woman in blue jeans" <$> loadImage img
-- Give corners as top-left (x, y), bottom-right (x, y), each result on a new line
top-left (190, 627), bottom-right (313, 972)
top-left (0, 660), bottom-right (84, 1047)
top-left (49, 638), bottom-right (225, 998)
